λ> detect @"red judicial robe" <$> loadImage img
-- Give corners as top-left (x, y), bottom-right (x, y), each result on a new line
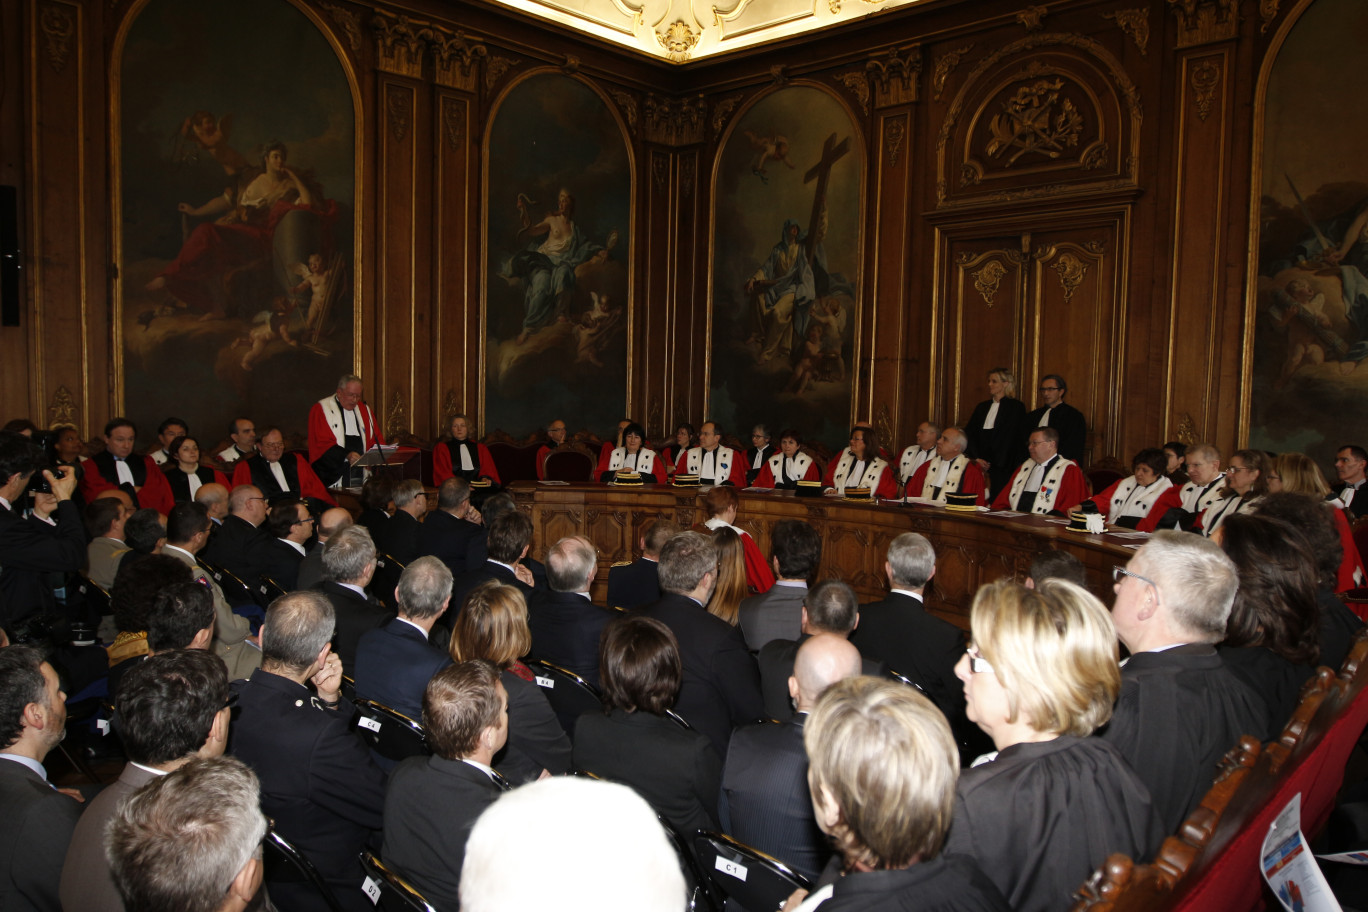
top-left (990, 457), bottom-right (1088, 515)
top-left (80, 452), bottom-right (175, 514)
top-left (703, 518), bottom-right (775, 594)
top-left (904, 457), bottom-right (987, 506)
top-left (232, 453), bottom-right (337, 506)
top-left (433, 440), bottom-right (501, 485)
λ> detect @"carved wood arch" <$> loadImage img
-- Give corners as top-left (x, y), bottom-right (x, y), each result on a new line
top-left (935, 33), bottom-right (1142, 210)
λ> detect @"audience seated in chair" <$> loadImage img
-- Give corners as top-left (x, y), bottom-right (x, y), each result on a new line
top-left (417, 477), bottom-right (485, 576)
top-left (383, 659), bottom-right (511, 911)
top-left (528, 535), bottom-right (618, 688)
top-left (572, 614), bottom-right (722, 837)
top-left (317, 524), bottom-right (392, 672)
top-left (354, 556), bottom-right (454, 721)
top-left (739, 519), bottom-right (821, 650)
top-left (606, 518), bottom-right (678, 610)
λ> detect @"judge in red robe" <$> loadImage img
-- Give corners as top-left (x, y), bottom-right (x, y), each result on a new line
top-left (753, 432), bottom-right (821, 489)
top-left (307, 375), bottom-right (384, 488)
top-left (700, 486), bottom-right (774, 593)
top-left (80, 419), bottom-right (175, 514)
top-left (903, 427), bottom-right (986, 506)
top-left (433, 413), bottom-right (500, 486)
top-left (232, 428), bottom-right (336, 506)
top-left (989, 428), bottom-right (1088, 516)
top-left (596, 423), bottom-right (666, 484)
top-left (822, 425), bottom-right (897, 500)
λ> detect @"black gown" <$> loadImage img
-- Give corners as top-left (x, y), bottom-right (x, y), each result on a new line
top-left (964, 397), bottom-right (1027, 495)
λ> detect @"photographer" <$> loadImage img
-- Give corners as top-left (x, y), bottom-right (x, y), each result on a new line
top-left (0, 430), bottom-right (85, 640)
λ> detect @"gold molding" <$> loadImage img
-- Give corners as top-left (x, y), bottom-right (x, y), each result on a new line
top-left (485, 56), bottom-right (520, 95)
top-left (49, 385), bottom-right (77, 428)
top-left (874, 403), bottom-right (893, 452)
top-left (711, 94), bottom-right (743, 137)
top-left (371, 12), bottom-right (426, 78)
top-left (644, 94), bottom-right (705, 146)
top-left (1048, 252), bottom-right (1089, 302)
top-left (1167, 0), bottom-right (1239, 48)
top-left (432, 29), bottom-right (488, 92)
top-left (836, 71), bottom-right (870, 117)
top-left (611, 90), bottom-right (639, 134)
top-left (38, 1), bottom-right (74, 72)
top-left (1259, 0), bottom-right (1281, 34)
top-left (968, 258), bottom-right (1008, 306)
top-left (932, 44), bottom-right (973, 102)
top-left (866, 44), bottom-right (921, 108)
top-left (1102, 8), bottom-right (1150, 56)
top-left (440, 96), bottom-right (466, 152)
top-left (319, 2), bottom-right (362, 53)
top-left (1190, 57), bottom-right (1221, 122)
top-left (656, 20), bottom-right (700, 63)
top-left (386, 390), bottom-right (407, 439)
top-left (386, 84), bottom-right (411, 143)
top-left (885, 116), bottom-right (906, 167)
top-left (1016, 5), bottom-right (1048, 31)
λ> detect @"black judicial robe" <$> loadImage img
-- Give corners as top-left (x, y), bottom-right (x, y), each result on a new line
top-left (945, 736), bottom-right (1163, 912)
top-left (1098, 644), bottom-right (1268, 834)
top-left (809, 854), bottom-right (1008, 912)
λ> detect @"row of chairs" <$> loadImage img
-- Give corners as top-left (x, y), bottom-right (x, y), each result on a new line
top-left (1071, 626), bottom-right (1368, 910)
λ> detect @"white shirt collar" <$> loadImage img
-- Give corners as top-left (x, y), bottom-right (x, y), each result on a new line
top-left (394, 616), bottom-right (430, 640)
top-left (163, 544), bottom-right (197, 562)
top-left (129, 761), bottom-right (171, 777)
top-left (891, 588), bottom-right (924, 601)
top-left (490, 559), bottom-right (520, 576)
top-left (279, 538), bottom-right (307, 556)
top-left (774, 579), bottom-right (807, 588)
top-left (339, 581), bottom-right (368, 597)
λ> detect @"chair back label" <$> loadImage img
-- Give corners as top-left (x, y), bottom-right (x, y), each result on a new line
top-left (535, 676), bottom-right (555, 689)
top-left (362, 876), bottom-right (381, 905)
top-left (358, 716), bottom-right (382, 733)
top-left (715, 857), bottom-right (748, 881)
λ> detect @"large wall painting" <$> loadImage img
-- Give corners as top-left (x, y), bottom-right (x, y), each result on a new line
top-left (484, 72), bottom-right (631, 437)
top-left (118, 0), bottom-right (354, 447)
top-left (1251, 0), bottom-right (1368, 467)
top-left (709, 86), bottom-right (862, 452)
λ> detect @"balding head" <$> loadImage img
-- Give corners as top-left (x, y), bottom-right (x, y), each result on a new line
top-left (227, 485), bottom-right (267, 527)
top-left (936, 427), bottom-right (967, 460)
top-left (316, 507), bottom-right (352, 542)
top-left (95, 488), bottom-right (135, 513)
top-left (194, 483), bottom-right (229, 520)
top-left (790, 633), bottom-right (863, 712)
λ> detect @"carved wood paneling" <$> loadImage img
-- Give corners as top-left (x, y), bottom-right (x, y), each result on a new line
top-left (939, 236), bottom-right (1027, 425)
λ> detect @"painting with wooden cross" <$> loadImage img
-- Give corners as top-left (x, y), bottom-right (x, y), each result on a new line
top-left (709, 85), bottom-right (863, 453)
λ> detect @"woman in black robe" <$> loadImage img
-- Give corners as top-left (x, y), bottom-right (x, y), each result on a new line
top-left (963, 367), bottom-right (1027, 497)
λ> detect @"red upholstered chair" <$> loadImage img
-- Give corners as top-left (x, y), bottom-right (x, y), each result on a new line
top-left (1071, 628), bottom-right (1368, 912)
top-left (543, 445), bottom-right (595, 482)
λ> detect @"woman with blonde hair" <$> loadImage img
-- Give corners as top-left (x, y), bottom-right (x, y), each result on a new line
top-left (947, 579), bottom-right (1161, 912)
top-left (706, 526), bottom-right (748, 626)
top-left (964, 367), bottom-right (1028, 496)
top-left (1267, 452), bottom-right (1366, 591)
top-left (450, 580), bottom-right (570, 783)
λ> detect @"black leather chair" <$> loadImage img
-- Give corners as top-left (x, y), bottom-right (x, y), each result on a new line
top-left (262, 823), bottom-right (344, 912)
top-left (359, 849), bottom-right (438, 912)
top-left (693, 830), bottom-right (811, 912)
top-left (199, 558), bottom-right (265, 609)
top-left (352, 698), bottom-right (431, 762)
top-left (371, 553), bottom-right (406, 610)
top-left (525, 659), bottom-right (605, 738)
top-left (659, 815), bottom-right (717, 912)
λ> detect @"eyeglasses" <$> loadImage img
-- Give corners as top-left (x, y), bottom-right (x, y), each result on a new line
top-left (1228, 465), bottom-right (1256, 474)
top-left (1038, 386), bottom-right (1060, 392)
top-left (1113, 565), bottom-right (1160, 600)
top-left (292, 517), bottom-right (315, 525)
top-left (247, 496), bottom-right (266, 504)
top-left (965, 645), bottom-right (993, 674)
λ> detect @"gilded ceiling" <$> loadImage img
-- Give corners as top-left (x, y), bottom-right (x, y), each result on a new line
top-left (485, 0), bottom-right (933, 63)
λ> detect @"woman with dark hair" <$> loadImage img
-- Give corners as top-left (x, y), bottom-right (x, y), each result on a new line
top-left (449, 580), bottom-right (570, 784)
top-left (596, 421), bottom-right (665, 484)
top-left (1198, 448), bottom-right (1268, 537)
top-left (1217, 512), bottom-right (1321, 739)
top-left (434, 413), bottom-right (501, 486)
top-left (754, 428), bottom-right (820, 489)
top-left (356, 475), bottom-right (393, 543)
top-left (1088, 448), bottom-right (1174, 528)
top-left (571, 615), bottom-right (721, 836)
top-left (161, 435), bottom-right (230, 504)
top-left (660, 423), bottom-right (695, 477)
top-left (964, 367), bottom-right (1028, 496)
top-left (822, 424), bottom-right (896, 499)
top-left (1163, 441), bottom-right (1188, 486)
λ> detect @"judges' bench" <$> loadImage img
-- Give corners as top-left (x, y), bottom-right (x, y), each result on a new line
top-left (508, 483), bottom-right (1135, 628)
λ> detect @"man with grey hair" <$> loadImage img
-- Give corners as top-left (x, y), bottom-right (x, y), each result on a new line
top-left (756, 580), bottom-right (885, 721)
top-left (297, 505), bottom-right (352, 591)
top-left (851, 532), bottom-right (964, 722)
top-left (903, 426), bottom-right (987, 506)
top-left (1142, 443), bottom-right (1227, 532)
top-left (354, 556), bottom-right (454, 720)
top-left (418, 476), bottom-right (485, 576)
top-left (106, 756), bottom-right (268, 912)
top-left (1101, 530), bottom-right (1268, 833)
top-left (897, 420), bottom-right (941, 486)
top-left (722, 633), bottom-right (862, 881)
top-left (318, 523), bottom-right (391, 670)
top-left (379, 478), bottom-right (427, 566)
top-left (637, 531), bottom-right (764, 757)
top-left (529, 536), bottom-right (617, 686)
top-left (229, 590), bottom-right (387, 912)
top-left (308, 372), bottom-right (384, 489)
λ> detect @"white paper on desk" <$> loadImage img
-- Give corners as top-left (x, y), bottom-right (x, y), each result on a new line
top-left (903, 496), bottom-right (936, 505)
top-left (1262, 793), bottom-right (1342, 912)
top-left (1107, 532), bottom-right (1151, 540)
top-left (984, 510), bottom-right (1023, 517)
top-left (537, 480), bottom-right (569, 485)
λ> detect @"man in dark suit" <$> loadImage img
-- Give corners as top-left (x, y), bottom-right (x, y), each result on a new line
top-left (298, 507), bottom-right (352, 592)
top-left (756, 580), bottom-right (886, 721)
top-left (354, 556), bottom-right (454, 720)
top-left (738, 519), bottom-right (820, 650)
top-left (722, 634), bottom-right (862, 881)
top-left (378, 479), bottom-right (427, 567)
top-left (528, 536), bottom-right (618, 687)
top-left (228, 591), bottom-right (387, 912)
top-left (1101, 531), bottom-right (1269, 834)
top-left (317, 524), bottom-right (392, 671)
top-left (200, 483), bottom-right (272, 587)
top-left (417, 477), bottom-right (485, 575)
top-left (1331, 444), bottom-right (1368, 519)
top-left (1024, 373), bottom-right (1087, 464)
top-left (606, 518), bottom-right (678, 610)
top-left (744, 424), bottom-right (774, 486)
top-left (450, 510), bottom-right (536, 615)
top-left (0, 645), bottom-right (83, 911)
top-left (0, 432), bottom-right (85, 637)
top-left (382, 661), bottom-right (510, 911)
top-left (261, 498), bottom-right (314, 591)
top-left (61, 649), bottom-right (232, 912)
top-left (850, 532), bottom-right (965, 722)
top-left (635, 531), bottom-right (765, 758)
